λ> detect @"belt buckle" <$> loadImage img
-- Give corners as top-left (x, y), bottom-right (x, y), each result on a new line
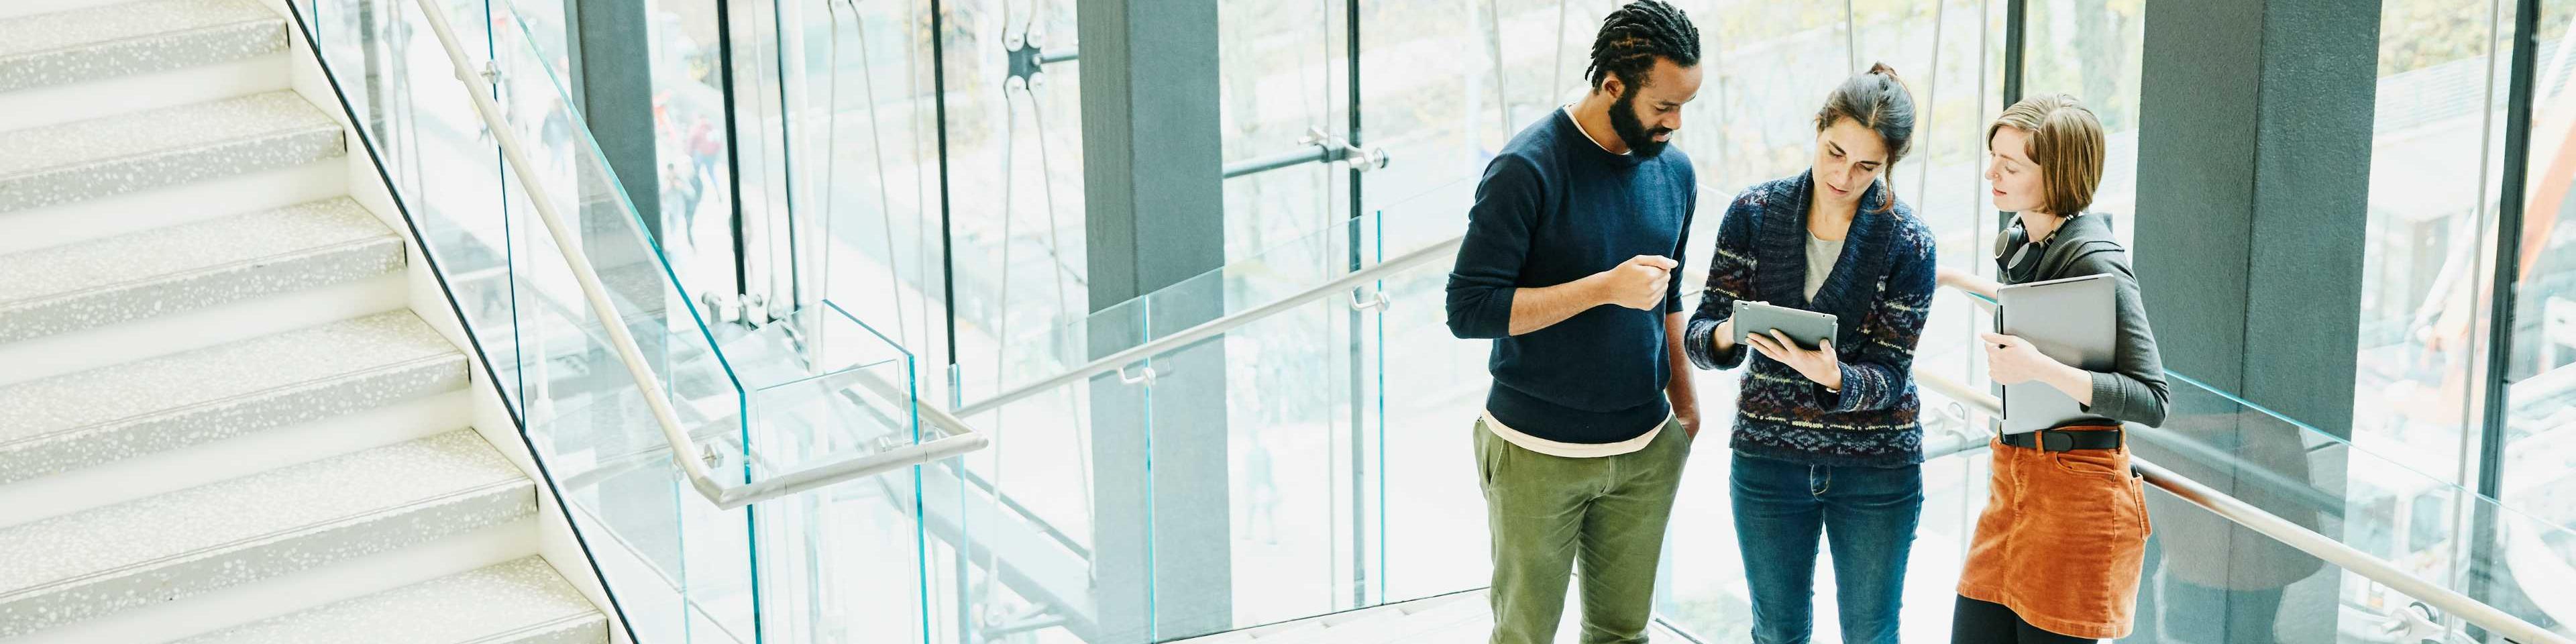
top-left (2041, 430), bottom-right (2071, 452)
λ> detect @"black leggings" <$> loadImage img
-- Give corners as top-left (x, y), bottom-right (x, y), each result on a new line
top-left (1951, 596), bottom-right (2096, 643)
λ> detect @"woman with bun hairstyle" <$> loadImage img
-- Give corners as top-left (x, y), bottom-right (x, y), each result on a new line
top-left (1685, 63), bottom-right (1938, 644)
top-left (1940, 93), bottom-right (2171, 643)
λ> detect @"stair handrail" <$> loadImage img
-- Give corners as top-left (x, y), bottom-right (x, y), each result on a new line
top-left (953, 233), bottom-right (1468, 417)
top-left (926, 210), bottom-right (2568, 640)
top-left (405, 0), bottom-right (984, 510)
top-left (1912, 309), bottom-right (2569, 643)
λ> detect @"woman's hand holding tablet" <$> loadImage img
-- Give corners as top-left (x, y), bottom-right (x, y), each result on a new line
top-left (1733, 301), bottom-right (1844, 390)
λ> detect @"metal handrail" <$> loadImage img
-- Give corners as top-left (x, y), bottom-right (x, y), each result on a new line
top-left (936, 207), bottom-right (2563, 639)
top-left (953, 233), bottom-right (1466, 417)
top-left (1913, 366), bottom-right (2569, 643)
top-left (2135, 455), bottom-right (2569, 644)
top-left (405, 0), bottom-right (983, 510)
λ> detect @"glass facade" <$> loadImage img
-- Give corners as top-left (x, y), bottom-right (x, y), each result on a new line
top-left (276, 0), bottom-right (2576, 641)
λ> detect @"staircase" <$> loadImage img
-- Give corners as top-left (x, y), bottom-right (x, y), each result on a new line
top-left (0, 1), bottom-right (610, 642)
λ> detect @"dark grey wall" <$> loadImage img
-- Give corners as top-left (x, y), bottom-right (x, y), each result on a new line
top-left (2136, 0), bottom-right (2377, 435)
top-left (1079, 2), bottom-right (1225, 309)
top-left (2131, 2), bottom-right (2377, 642)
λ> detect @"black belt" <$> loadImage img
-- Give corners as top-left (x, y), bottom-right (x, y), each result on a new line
top-left (1998, 427), bottom-right (2123, 452)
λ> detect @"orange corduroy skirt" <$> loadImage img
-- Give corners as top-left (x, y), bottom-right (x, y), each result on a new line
top-left (1955, 427), bottom-right (2153, 640)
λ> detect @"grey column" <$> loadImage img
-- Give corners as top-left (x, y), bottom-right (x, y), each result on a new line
top-left (2133, 1), bottom-right (2377, 641)
top-left (565, 0), bottom-right (661, 241)
top-left (557, 0), bottom-right (686, 606)
top-left (1078, 0), bottom-right (1230, 640)
top-left (2135, 0), bottom-right (2377, 433)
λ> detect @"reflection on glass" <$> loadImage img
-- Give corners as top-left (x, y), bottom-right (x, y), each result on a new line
top-left (2019, 0), bottom-right (2145, 249)
top-left (934, 0), bottom-right (1092, 413)
top-left (2508, 2), bottom-right (2576, 639)
top-left (295, 1), bottom-right (969, 641)
top-left (934, 299), bottom-right (1147, 644)
top-left (647, 0), bottom-right (741, 297)
top-left (786, 0), bottom-right (951, 408)
top-left (2127, 373), bottom-right (2576, 643)
top-left (292, 0), bottom-right (2576, 640)
top-left (1219, 0), bottom-right (1343, 264)
top-left (2355, 0), bottom-right (2512, 509)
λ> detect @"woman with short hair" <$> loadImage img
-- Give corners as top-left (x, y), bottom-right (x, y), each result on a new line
top-left (1941, 93), bottom-right (2173, 643)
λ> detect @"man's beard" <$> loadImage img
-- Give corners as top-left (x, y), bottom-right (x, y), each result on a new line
top-left (1609, 87), bottom-right (1675, 158)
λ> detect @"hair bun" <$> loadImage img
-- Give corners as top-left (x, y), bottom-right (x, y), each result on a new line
top-left (1867, 62), bottom-right (1909, 93)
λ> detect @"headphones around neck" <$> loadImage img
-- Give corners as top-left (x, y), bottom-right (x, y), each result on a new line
top-left (1996, 213), bottom-right (2117, 283)
top-left (1995, 219), bottom-right (2048, 283)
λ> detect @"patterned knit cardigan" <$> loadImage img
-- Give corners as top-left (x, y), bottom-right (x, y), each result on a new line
top-left (1684, 173), bottom-right (1938, 467)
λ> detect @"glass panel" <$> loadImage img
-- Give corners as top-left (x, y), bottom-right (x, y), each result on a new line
top-left (936, 303), bottom-right (1150, 644)
top-left (749, 372), bottom-right (932, 644)
top-left (296, 1), bottom-right (977, 641)
top-left (299, 0), bottom-right (767, 639)
top-left (1373, 197), bottom-right (1499, 606)
top-left (1356, 0), bottom-right (1599, 210)
top-left (966, 202), bottom-right (1468, 404)
top-left (2125, 374), bottom-right (2576, 642)
top-left (2019, 0), bottom-right (2147, 249)
top-left (653, 0), bottom-right (743, 294)
top-left (2507, 0), bottom-right (2576, 623)
top-left (928, 196), bottom-right (1474, 641)
top-left (304, 0), bottom-right (521, 408)
top-left (786, 0), bottom-right (953, 403)
top-left (2355, 0), bottom-right (2514, 501)
top-left (482, 9), bottom-right (764, 642)
top-left (1843, 0), bottom-right (2010, 433)
top-left (1218, 0), bottom-right (1346, 264)
top-left (731, 301), bottom-right (925, 480)
top-left (1678, 1), bottom-right (1855, 194)
top-left (1146, 292), bottom-right (1362, 638)
top-left (935, 0), bottom-right (1093, 412)
top-left (1853, 0), bottom-right (2007, 233)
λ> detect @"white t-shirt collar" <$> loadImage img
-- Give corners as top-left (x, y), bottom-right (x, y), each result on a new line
top-left (1564, 105), bottom-right (1630, 156)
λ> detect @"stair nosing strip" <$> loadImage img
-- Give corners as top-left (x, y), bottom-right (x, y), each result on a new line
top-left (0, 350), bottom-right (466, 449)
top-left (0, 474), bottom-right (533, 601)
top-left (0, 16), bottom-right (283, 62)
top-left (0, 231), bottom-right (399, 310)
top-left (0, 121), bottom-right (339, 184)
top-left (453, 611), bottom-right (609, 644)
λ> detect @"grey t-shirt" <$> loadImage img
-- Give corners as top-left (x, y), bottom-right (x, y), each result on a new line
top-left (1804, 231), bottom-right (1844, 301)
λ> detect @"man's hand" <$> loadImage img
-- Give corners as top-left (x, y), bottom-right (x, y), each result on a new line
top-left (1595, 255), bottom-right (1678, 311)
top-left (1746, 329), bottom-right (1841, 390)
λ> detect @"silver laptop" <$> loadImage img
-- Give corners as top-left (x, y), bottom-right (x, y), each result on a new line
top-left (1994, 273), bottom-right (2117, 435)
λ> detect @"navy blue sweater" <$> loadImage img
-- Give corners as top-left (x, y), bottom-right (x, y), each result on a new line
top-left (1444, 109), bottom-right (1697, 444)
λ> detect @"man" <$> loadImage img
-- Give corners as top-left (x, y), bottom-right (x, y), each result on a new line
top-left (1442, 3), bottom-right (1703, 643)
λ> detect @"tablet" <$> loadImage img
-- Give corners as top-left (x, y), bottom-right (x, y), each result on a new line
top-left (1731, 301), bottom-right (1838, 351)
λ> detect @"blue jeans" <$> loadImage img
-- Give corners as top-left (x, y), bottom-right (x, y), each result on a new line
top-left (1731, 452), bottom-right (1924, 644)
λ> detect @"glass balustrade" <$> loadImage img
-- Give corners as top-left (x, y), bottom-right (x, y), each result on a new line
top-left (277, 0), bottom-right (2576, 642)
top-left (290, 1), bottom-right (941, 643)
